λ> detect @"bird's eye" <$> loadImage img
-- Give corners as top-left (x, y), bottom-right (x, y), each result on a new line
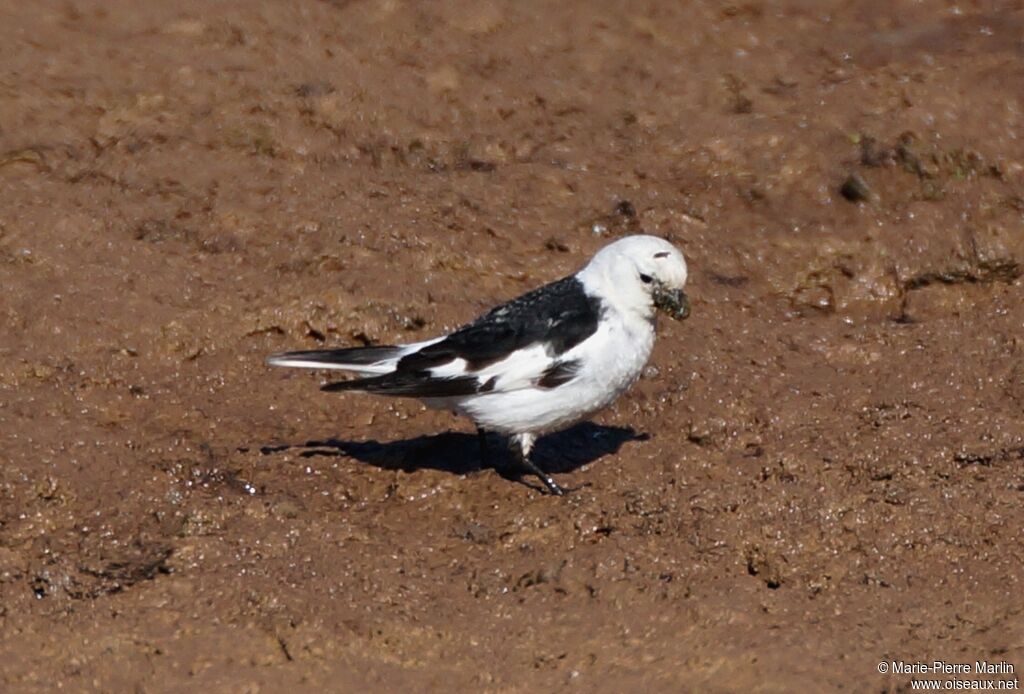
top-left (639, 273), bottom-right (654, 284)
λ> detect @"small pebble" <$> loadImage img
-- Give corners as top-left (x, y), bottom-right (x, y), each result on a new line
top-left (839, 172), bottom-right (872, 202)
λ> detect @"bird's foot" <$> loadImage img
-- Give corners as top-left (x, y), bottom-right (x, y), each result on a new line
top-left (495, 465), bottom-right (588, 496)
top-left (497, 432), bottom-right (585, 496)
top-left (538, 474), bottom-right (566, 496)
top-left (518, 457), bottom-right (584, 496)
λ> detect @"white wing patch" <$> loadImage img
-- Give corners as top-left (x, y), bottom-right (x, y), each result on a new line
top-left (415, 345), bottom-right (556, 393)
top-left (425, 357), bottom-right (471, 379)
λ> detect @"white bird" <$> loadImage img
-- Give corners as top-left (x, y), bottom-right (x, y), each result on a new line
top-left (268, 234), bottom-right (690, 495)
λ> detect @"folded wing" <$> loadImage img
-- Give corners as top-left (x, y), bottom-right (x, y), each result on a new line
top-left (271, 275), bottom-right (602, 398)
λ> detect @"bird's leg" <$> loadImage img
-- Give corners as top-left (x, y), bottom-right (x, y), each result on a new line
top-left (476, 426), bottom-right (490, 468)
top-left (511, 433), bottom-right (565, 496)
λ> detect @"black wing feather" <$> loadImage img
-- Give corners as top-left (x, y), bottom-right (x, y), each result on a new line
top-left (322, 373), bottom-right (482, 398)
top-left (400, 275), bottom-right (602, 371)
top-left (320, 276), bottom-right (601, 398)
top-left (537, 359), bottom-right (581, 388)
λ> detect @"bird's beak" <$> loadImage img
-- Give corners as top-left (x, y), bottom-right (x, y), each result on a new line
top-left (653, 286), bottom-right (690, 320)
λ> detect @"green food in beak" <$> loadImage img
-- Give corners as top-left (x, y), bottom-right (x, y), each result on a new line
top-left (653, 287), bottom-right (690, 320)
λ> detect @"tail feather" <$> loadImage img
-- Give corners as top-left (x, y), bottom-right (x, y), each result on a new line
top-left (267, 345), bottom-right (402, 373)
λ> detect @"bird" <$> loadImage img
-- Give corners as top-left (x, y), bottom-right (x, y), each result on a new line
top-left (268, 234), bottom-right (690, 495)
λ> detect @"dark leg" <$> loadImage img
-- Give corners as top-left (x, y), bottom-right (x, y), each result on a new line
top-left (477, 427), bottom-right (490, 468)
top-left (512, 433), bottom-right (565, 496)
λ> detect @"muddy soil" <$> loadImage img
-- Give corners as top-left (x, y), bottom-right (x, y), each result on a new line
top-left (2, 1), bottom-right (1023, 691)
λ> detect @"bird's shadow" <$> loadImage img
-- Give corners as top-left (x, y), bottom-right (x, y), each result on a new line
top-left (259, 422), bottom-right (648, 477)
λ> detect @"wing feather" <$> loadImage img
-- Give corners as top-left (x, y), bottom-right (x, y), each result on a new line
top-left (400, 275), bottom-right (601, 371)
top-left (273, 276), bottom-right (600, 397)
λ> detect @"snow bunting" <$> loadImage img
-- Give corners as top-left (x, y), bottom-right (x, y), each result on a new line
top-left (268, 234), bottom-right (690, 495)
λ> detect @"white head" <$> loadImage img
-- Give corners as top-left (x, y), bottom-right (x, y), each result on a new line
top-left (578, 235), bottom-right (690, 321)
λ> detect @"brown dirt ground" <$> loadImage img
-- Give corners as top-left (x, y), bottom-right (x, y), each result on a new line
top-left (2, 1), bottom-right (1024, 691)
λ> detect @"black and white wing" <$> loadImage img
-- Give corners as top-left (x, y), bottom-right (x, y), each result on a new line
top-left (274, 275), bottom-right (603, 398)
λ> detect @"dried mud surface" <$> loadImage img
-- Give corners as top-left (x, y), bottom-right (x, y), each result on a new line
top-left (2, 1), bottom-right (1024, 691)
